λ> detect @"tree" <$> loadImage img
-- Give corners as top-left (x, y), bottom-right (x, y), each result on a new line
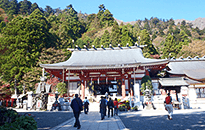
top-left (56, 82), bottom-right (67, 97)
top-left (8, 0), bottom-right (18, 16)
top-left (18, 0), bottom-right (32, 15)
top-left (0, 9), bottom-right (53, 91)
top-left (139, 29), bottom-right (158, 58)
top-left (30, 3), bottom-right (39, 14)
top-left (140, 75), bottom-right (153, 96)
top-left (121, 25), bottom-right (133, 46)
top-left (93, 37), bottom-right (101, 48)
top-left (110, 21), bottom-right (121, 47)
top-left (44, 5), bottom-right (54, 17)
top-left (99, 9), bottom-right (114, 27)
top-left (55, 4), bottom-right (86, 49)
top-left (100, 30), bottom-right (110, 48)
top-left (96, 4), bottom-right (114, 28)
top-left (162, 34), bottom-right (179, 58)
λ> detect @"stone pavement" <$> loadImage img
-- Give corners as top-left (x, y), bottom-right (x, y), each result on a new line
top-left (51, 102), bottom-right (127, 130)
top-left (51, 112), bottom-right (126, 130)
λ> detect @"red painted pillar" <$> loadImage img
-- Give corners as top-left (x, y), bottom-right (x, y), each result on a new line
top-left (122, 79), bottom-right (126, 99)
top-left (6, 99), bottom-right (8, 107)
top-left (11, 99), bottom-right (14, 107)
top-left (145, 69), bottom-right (149, 76)
top-left (81, 80), bottom-right (85, 100)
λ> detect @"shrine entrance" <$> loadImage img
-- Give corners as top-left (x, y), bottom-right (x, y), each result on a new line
top-left (93, 81), bottom-right (118, 95)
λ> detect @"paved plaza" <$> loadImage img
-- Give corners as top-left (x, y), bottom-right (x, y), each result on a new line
top-left (51, 111), bottom-right (125, 130)
top-left (15, 102), bottom-right (205, 130)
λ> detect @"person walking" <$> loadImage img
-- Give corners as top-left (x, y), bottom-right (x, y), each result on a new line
top-left (164, 93), bottom-right (173, 120)
top-left (71, 94), bottom-right (83, 129)
top-left (113, 98), bottom-right (119, 116)
top-left (107, 98), bottom-right (114, 117)
top-left (104, 97), bottom-right (108, 116)
top-left (105, 92), bottom-right (108, 99)
top-left (99, 96), bottom-right (106, 120)
top-left (83, 97), bottom-right (89, 114)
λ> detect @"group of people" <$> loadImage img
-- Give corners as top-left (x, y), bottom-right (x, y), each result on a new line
top-left (70, 94), bottom-right (119, 129)
top-left (70, 92), bottom-right (173, 129)
top-left (99, 96), bottom-right (119, 120)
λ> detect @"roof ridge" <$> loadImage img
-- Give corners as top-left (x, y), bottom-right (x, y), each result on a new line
top-left (67, 45), bottom-right (146, 52)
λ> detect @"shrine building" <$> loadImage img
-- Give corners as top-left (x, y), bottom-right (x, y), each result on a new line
top-left (40, 45), bottom-right (169, 99)
top-left (159, 56), bottom-right (205, 109)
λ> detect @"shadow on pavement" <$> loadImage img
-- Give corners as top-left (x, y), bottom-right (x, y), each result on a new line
top-left (120, 111), bottom-right (205, 130)
top-left (18, 111), bottom-right (73, 130)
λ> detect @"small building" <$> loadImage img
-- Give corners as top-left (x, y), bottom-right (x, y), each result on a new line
top-left (160, 56), bottom-right (205, 109)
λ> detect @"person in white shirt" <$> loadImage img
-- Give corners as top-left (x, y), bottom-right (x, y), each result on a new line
top-left (83, 97), bottom-right (89, 114)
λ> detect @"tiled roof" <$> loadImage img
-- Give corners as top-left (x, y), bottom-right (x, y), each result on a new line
top-left (159, 77), bottom-right (189, 86)
top-left (168, 57), bottom-right (205, 81)
top-left (40, 46), bottom-right (168, 70)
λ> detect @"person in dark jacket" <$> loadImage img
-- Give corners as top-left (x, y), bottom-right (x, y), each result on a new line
top-left (107, 97), bottom-right (114, 117)
top-left (71, 94), bottom-right (83, 129)
top-left (99, 96), bottom-right (106, 120)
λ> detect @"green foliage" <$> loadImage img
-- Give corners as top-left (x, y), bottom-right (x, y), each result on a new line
top-left (110, 21), bottom-right (121, 47)
top-left (139, 29), bottom-right (158, 57)
top-left (0, 9), bottom-right (54, 91)
top-left (140, 75), bottom-right (153, 95)
top-left (100, 30), bottom-right (110, 47)
top-left (56, 82), bottom-right (67, 96)
top-left (121, 25), bottom-right (133, 46)
top-left (0, 2), bottom-right (204, 94)
top-left (0, 107), bottom-right (37, 130)
top-left (161, 34), bottom-right (178, 58)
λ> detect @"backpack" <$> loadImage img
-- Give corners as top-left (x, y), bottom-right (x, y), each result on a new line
top-left (84, 101), bottom-right (89, 107)
top-left (165, 96), bottom-right (171, 104)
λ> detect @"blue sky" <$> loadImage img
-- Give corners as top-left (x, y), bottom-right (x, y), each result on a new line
top-left (29, 0), bottom-right (205, 22)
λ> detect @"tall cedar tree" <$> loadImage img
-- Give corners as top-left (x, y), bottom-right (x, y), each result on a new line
top-left (0, 9), bottom-right (53, 90)
top-left (110, 21), bottom-right (121, 47)
top-left (100, 30), bottom-right (110, 48)
top-left (162, 34), bottom-right (179, 58)
top-left (121, 25), bottom-right (134, 46)
top-left (139, 29), bottom-right (158, 58)
top-left (56, 4), bottom-right (86, 49)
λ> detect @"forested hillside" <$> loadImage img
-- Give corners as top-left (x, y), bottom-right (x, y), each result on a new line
top-left (0, 0), bottom-right (205, 95)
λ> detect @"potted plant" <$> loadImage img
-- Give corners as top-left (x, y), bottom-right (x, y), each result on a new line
top-left (131, 106), bottom-right (138, 111)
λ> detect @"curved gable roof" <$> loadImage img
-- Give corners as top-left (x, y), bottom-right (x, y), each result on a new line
top-left (40, 46), bottom-right (168, 70)
top-left (168, 58), bottom-right (205, 81)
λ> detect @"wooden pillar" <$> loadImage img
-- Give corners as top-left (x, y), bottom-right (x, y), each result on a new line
top-left (81, 79), bottom-right (85, 100)
top-left (122, 78), bottom-right (126, 99)
top-left (145, 69), bottom-right (149, 76)
top-left (128, 74), bottom-right (134, 96)
top-left (67, 70), bottom-right (70, 96)
top-left (63, 69), bottom-right (64, 83)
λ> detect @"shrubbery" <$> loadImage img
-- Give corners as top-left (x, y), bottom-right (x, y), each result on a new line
top-left (0, 106), bottom-right (37, 130)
